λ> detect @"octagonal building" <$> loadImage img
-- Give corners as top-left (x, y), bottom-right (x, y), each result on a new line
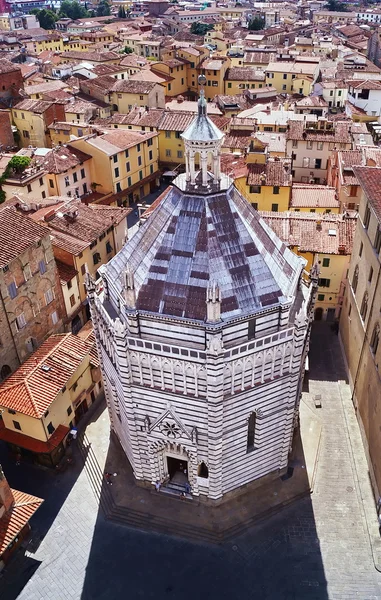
top-left (87, 91), bottom-right (317, 501)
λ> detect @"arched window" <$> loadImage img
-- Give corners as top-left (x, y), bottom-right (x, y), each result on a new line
top-left (352, 265), bottom-right (359, 293)
top-left (360, 292), bottom-right (368, 321)
top-left (197, 462), bottom-right (209, 478)
top-left (370, 323), bottom-right (380, 355)
top-left (247, 412), bottom-right (256, 452)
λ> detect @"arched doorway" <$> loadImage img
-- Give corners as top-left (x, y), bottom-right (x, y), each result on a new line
top-left (315, 307), bottom-right (324, 321)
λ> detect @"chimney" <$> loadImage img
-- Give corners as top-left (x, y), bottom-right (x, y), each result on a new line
top-left (0, 465), bottom-right (15, 517)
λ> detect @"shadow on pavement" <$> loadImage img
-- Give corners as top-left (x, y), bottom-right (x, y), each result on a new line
top-left (308, 322), bottom-right (349, 384)
top-left (79, 373), bottom-right (329, 599)
top-left (0, 400), bottom-right (96, 600)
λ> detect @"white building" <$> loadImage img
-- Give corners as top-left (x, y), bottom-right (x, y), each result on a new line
top-left (87, 90), bottom-right (317, 501)
top-left (347, 80), bottom-right (381, 118)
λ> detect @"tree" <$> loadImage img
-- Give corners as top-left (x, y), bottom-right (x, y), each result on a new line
top-left (34, 9), bottom-right (57, 30)
top-left (6, 156), bottom-right (31, 174)
top-left (190, 22), bottom-right (214, 36)
top-left (325, 0), bottom-right (347, 11)
top-left (120, 46), bottom-right (133, 54)
top-left (118, 5), bottom-right (126, 18)
top-left (59, 1), bottom-right (89, 19)
top-left (248, 16), bottom-right (264, 30)
top-left (97, 0), bottom-right (110, 16)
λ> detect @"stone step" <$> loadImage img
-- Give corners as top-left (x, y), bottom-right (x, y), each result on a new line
top-left (160, 485), bottom-right (193, 500)
top-left (108, 506), bottom-right (221, 545)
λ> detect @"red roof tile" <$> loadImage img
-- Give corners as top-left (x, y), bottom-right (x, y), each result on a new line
top-left (0, 487), bottom-right (43, 555)
top-left (0, 207), bottom-right (49, 268)
top-left (0, 335), bottom-right (93, 417)
top-left (353, 166), bottom-right (381, 222)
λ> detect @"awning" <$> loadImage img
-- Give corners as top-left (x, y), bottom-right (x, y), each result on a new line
top-left (0, 421), bottom-right (69, 455)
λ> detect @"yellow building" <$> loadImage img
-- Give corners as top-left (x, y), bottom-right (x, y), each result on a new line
top-left (150, 59), bottom-right (188, 96)
top-left (63, 39), bottom-right (95, 52)
top-left (56, 260), bottom-right (83, 333)
top-left (48, 121), bottom-right (94, 147)
top-left (1, 153), bottom-right (49, 202)
top-left (261, 211), bottom-right (357, 320)
top-left (265, 61), bottom-right (319, 95)
top-left (71, 129), bottom-right (160, 200)
top-left (199, 56), bottom-right (231, 100)
top-left (290, 184), bottom-right (340, 213)
top-left (109, 80), bottom-right (165, 112)
top-left (0, 333), bottom-right (99, 466)
top-left (224, 66), bottom-right (265, 94)
top-left (234, 157), bottom-right (292, 211)
top-left (339, 165), bottom-right (381, 499)
top-left (11, 100), bottom-right (66, 148)
top-left (170, 46), bottom-right (209, 94)
top-left (25, 33), bottom-right (64, 54)
top-left (204, 30), bottom-right (229, 53)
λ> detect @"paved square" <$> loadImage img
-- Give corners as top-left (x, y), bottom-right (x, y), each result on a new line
top-left (0, 323), bottom-right (381, 600)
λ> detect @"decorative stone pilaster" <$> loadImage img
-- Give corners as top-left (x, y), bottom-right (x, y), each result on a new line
top-left (205, 329), bottom-right (225, 500)
top-left (113, 317), bottom-right (145, 479)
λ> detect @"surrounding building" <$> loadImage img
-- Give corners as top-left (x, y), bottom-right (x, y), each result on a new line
top-left (0, 206), bottom-right (64, 380)
top-left (0, 333), bottom-right (100, 466)
top-left (261, 210), bottom-right (356, 321)
top-left (339, 166), bottom-right (381, 500)
top-left (0, 466), bottom-right (43, 569)
top-left (87, 90), bottom-right (316, 501)
top-left (286, 118), bottom-right (352, 184)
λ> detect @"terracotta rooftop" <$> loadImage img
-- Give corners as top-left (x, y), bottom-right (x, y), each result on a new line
top-left (348, 79), bottom-right (381, 91)
top-left (0, 486), bottom-right (43, 556)
top-left (247, 159), bottom-right (292, 187)
top-left (260, 211), bottom-right (356, 254)
top-left (290, 185), bottom-right (339, 209)
top-left (0, 334), bottom-right (93, 418)
top-left (225, 67), bottom-right (265, 82)
top-left (95, 108), bottom-right (163, 128)
top-left (23, 80), bottom-right (68, 96)
top-left (353, 166), bottom-right (381, 222)
top-left (0, 59), bottom-right (21, 74)
top-left (84, 129), bottom-right (157, 155)
top-left (287, 120), bottom-right (352, 144)
top-left (13, 99), bottom-right (56, 114)
top-left (110, 79), bottom-right (160, 94)
top-left (38, 145), bottom-right (92, 174)
top-left (61, 50), bottom-right (119, 62)
top-left (0, 207), bottom-right (48, 268)
top-left (56, 260), bottom-right (78, 285)
top-left (40, 199), bottom-right (129, 254)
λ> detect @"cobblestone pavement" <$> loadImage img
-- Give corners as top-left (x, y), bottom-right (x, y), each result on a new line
top-left (0, 323), bottom-right (381, 600)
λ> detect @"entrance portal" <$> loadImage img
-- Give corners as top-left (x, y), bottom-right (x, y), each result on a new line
top-left (167, 456), bottom-right (188, 483)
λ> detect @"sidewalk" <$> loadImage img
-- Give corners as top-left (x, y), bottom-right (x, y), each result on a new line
top-left (79, 393), bottom-right (322, 544)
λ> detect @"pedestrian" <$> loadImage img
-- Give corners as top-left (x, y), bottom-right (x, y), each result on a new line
top-left (15, 452), bottom-right (21, 466)
top-left (185, 482), bottom-right (191, 494)
top-left (155, 480), bottom-right (161, 492)
top-left (377, 497), bottom-right (381, 513)
top-left (105, 472), bottom-right (113, 485)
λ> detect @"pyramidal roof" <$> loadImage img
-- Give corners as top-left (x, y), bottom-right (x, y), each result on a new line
top-left (104, 184), bottom-right (305, 322)
top-left (181, 90), bottom-right (224, 143)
